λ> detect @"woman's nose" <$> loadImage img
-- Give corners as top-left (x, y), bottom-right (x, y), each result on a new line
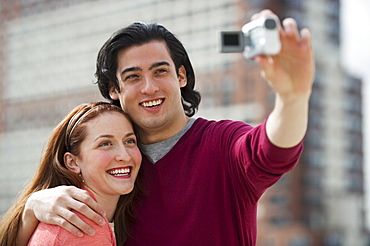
top-left (115, 146), bottom-right (131, 162)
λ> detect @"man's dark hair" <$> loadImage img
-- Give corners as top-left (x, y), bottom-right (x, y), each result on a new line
top-left (95, 22), bottom-right (201, 117)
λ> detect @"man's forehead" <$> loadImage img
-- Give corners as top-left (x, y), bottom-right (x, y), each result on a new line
top-left (117, 41), bottom-right (174, 69)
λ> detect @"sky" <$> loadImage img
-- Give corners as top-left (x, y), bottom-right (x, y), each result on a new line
top-left (341, 0), bottom-right (370, 227)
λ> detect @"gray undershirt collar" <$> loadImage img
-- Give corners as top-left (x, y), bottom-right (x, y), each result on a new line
top-left (139, 118), bottom-right (196, 164)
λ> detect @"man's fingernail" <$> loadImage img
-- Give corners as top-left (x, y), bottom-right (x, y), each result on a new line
top-left (285, 23), bottom-right (294, 34)
top-left (99, 218), bottom-right (105, 225)
top-left (77, 231), bottom-right (83, 237)
top-left (88, 228), bottom-right (95, 236)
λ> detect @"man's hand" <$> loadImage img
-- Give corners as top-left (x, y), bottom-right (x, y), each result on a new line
top-left (24, 186), bottom-right (106, 237)
top-left (252, 9), bottom-right (314, 100)
top-left (252, 10), bottom-right (315, 148)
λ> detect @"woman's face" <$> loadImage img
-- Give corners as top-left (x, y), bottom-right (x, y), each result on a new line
top-left (72, 111), bottom-right (141, 200)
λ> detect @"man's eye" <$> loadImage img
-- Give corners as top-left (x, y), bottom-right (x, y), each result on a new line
top-left (156, 68), bottom-right (167, 74)
top-left (125, 74), bottom-right (139, 81)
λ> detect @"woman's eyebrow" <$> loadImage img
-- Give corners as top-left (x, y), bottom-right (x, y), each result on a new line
top-left (94, 132), bottom-right (135, 142)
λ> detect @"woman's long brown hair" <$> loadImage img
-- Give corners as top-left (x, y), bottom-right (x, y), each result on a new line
top-left (0, 101), bottom-right (142, 246)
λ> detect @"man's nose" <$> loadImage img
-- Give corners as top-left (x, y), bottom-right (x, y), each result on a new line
top-left (140, 77), bottom-right (159, 94)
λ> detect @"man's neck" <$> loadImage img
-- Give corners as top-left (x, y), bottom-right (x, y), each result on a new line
top-left (139, 117), bottom-right (197, 163)
top-left (137, 115), bottom-right (190, 144)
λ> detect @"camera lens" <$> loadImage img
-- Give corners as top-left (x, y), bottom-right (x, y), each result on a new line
top-left (264, 19), bottom-right (277, 30)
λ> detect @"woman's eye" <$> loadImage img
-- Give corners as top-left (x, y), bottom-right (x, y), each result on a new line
top-left (99, 141), bottom-right (112, 147)
top-left (126, 138), bottom-right (137, 145)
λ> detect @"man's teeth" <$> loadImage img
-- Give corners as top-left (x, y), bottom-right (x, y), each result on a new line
top-left (108, 168), bottom-right (130, 176)
top-left (141, 99), bottom-right (162, 107)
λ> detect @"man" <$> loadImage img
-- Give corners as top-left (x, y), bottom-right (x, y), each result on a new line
top-left (18, 9), bottom-right (314, 245)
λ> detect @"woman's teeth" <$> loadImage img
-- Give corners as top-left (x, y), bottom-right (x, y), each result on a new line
top-left (108, 168), bottom-right (131, 176)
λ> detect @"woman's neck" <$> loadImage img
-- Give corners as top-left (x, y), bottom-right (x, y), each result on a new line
top-left (83, 186), bottom-right (119, 222)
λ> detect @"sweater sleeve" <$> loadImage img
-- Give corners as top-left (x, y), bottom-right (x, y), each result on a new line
top-left (247, 117), bottom-right (303, 174)
top-left (27, 211), bottom-right (116, 246)
top-left (229, 118), bottom-right (303, 198)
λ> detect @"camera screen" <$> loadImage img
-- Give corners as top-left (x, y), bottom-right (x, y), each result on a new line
top-left (223, 33), bottom-right (240, 46)
top-left (219, 31), bottom-right (244, 53)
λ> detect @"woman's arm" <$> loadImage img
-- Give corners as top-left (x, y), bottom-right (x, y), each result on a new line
top-left (16, 205), bottom-right (39, 246)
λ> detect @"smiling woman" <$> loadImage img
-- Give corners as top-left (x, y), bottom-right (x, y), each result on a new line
top-left (0, 102), bottom-right (143, 246)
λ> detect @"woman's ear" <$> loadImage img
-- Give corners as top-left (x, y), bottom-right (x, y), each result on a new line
top-left (64, 152), bottom-right (81, 174)
top-left (109, 86), bottom-right (119, 100)
top-left (178, 65), bottom-right (187, 88)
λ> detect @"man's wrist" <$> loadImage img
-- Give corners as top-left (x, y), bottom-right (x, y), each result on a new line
top-left (23, 196), bottom-right (37, 223)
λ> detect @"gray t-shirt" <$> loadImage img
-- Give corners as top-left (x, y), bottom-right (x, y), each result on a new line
top-left (139, 118), bottom-right (196, 163)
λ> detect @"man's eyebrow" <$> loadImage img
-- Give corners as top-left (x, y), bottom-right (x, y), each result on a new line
top-left (149, 61), bottom-right (170, 70)
top-left (120, 61), bottom-right (170, 76)
top-left (121, 66), bottom-right (141, 76)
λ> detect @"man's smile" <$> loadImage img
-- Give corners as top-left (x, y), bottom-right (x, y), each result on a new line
top-left (140, 99), bottom-right (164, 108)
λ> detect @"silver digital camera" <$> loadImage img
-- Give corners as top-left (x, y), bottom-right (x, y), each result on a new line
top-left (219, 16), bottom-right (281, 59)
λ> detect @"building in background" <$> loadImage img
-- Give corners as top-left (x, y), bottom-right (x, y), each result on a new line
top-left (0, 0), bottom-right (366, 245)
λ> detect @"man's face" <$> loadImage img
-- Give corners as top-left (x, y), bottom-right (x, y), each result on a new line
top-left (110, 41), bottom-right (188, 143)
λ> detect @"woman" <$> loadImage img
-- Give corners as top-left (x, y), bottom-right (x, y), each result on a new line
top-left (0, 102), bottom-right (142, 246)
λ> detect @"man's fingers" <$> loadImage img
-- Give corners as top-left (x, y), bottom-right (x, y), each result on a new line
top-left (300, 28), bottom-right (312, 48)
top-left (70, 190), bottom-right (106, 225)
top-left (251, 9), bottom-right (275, 21)
top-left (27, 186), bottom-right (108, 238)
top-left (77, 190), bottom-right (106, 217)
top-left (40, 187), bottom-right (106, 236)
top-left (60, 207), bottom-right (97, 236)
top-left (55, 215), bottom-right (85, 237)
top-left (282, 18), bottom-right (299, 40)
top-left (53, 191), bottom-right (106, 236)
top-left (71, 200), bottom-right (106, 226)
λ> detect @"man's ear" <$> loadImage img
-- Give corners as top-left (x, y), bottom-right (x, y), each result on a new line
top-left (178, 65), bottom-right (187, 88)
top-left (64, 152), bottom-right (81, 174)
top-left (109, 86), bottom-right (119, 100)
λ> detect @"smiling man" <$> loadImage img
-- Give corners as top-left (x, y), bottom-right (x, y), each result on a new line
top-left (110, 41), bottom-right (189, 145)
top-left (17, 9), bottom-right (314, 246)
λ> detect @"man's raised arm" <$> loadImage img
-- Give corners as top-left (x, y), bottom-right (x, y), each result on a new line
top-left (253, 10), bottom-right (315, 148)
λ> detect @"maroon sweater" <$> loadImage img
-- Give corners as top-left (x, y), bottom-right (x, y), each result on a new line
top-left (126, 118), bottom-right (303, 246)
